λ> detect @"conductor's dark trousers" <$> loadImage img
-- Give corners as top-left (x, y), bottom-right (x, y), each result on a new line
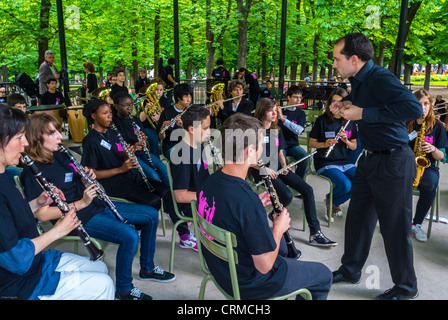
top-left (338, 145), bottom-right (418, 295)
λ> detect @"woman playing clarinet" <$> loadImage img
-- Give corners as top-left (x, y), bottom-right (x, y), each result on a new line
top-left (0, 105), bottom-right (114, 300)
top-left (20, 113), bottom-right (175, 300)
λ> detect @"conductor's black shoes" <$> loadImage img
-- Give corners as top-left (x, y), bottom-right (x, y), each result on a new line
top-left (376, 287), bottom-right (419, 300)
top-left (332, 270), bottom-right (361, 284)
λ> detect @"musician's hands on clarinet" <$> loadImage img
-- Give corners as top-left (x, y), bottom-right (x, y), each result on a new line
top-left (80, 184), bottom-right (100, 208)
top-left (258, 190), bottom-right (272, 207)
top-left (53, 208), bottom-right (82, 237)
top-left (272, 207), bottom-right (291, 236)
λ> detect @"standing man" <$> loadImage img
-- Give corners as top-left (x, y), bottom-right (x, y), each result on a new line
top-left (238, 67), bottom-right (261, 107)
top-left (162, 58), bottom-right (178, 104)
top-left (211, 58), bottom-right (231, 97)
top-left (330, 33), bottom-right (422, 300)
top-left (38, 50), bottom-right (61, 95)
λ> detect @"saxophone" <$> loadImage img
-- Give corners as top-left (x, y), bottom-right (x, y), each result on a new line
top-left (413, 117), bottom-right (430, 189)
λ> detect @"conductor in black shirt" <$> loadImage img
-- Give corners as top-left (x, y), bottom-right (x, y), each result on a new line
top-left (331, 33), bottom-right (422, 300)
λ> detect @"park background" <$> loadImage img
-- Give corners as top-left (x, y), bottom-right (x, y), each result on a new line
top-left (1, 0), bottom-right (447, 90)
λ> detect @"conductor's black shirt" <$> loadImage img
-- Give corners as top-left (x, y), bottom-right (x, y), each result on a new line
top-left (343, 59), bottom-right (422, 151)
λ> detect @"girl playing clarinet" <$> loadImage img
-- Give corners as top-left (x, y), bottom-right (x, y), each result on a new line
top-left (21, 113), bottom-right (175, 300)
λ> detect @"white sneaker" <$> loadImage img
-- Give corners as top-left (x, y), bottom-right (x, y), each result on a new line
top-left (412, 224), bottom-right (428, 242)
top-left (179, 231), bottom-right (198, 252)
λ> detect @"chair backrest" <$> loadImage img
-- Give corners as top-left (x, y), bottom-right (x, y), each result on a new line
top-left (191, 200), bottom-right (240, 299)
top-left (303, 109), bottom-right (323, 124)
top-left (165, 162), bottom-right (183, 218)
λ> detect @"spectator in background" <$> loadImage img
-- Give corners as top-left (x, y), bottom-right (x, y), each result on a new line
top-left (0, 87), bottom-right (6, 103)
top-left (83, 61), bottom-right (98, 98)
top-left (38, 50), bottom-right (61, 95)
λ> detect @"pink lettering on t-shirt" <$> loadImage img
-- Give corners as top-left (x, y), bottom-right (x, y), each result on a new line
top-left (345, 130), bottom-right (352, 139)
top-left (425, 136), bottom-right (434, 145)
top-left (275, 138), bottom-right (279, 146)
top-left (203, 160), bottom-right (208, 171)
top-left (116, 143), bottom-right (123, 152)
top-left (69, 163), bottom-right (78, 173)
top-left (197, 190), bottom-right (216, 240)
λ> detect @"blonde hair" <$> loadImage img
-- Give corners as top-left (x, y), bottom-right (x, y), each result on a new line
top-left (25, 113), bottom-right (61, 164)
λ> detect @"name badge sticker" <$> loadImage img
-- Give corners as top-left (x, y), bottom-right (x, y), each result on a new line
top-left (263, 136), bottom-right (270, 144)
top-left (100, 139), bottom-right (112, 150)
top-left (325, 131), bottom-right (336, 139)
top-left (65, 172), bottom-right (73, 183)
top-left (408, 130), bottom-right (417, 141)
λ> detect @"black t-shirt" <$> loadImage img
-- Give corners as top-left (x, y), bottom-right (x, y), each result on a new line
top-left (40, 90), bottom-right (65, 105)
top-left (81, 128), bottom-right (140, 198)
top-left (135, 76), bottom-right (150, 94)
top-left (110, 83), bottom-right (128, 102)
top-left (86, 73), bottom-right (98, 93)
top-left (162, 66), bottom-right (175, 89)
top-left (259, 88), bottom-right (273, 99)
top-left (216, 98), bottom-right (254, 123)
top-left (196, 170), bottom-right (287, 299)
top-left (113, 115), bottom-right (146, 157)
top-left (408, 121), bottom-right (448, 168)
top-left (278, 108), bottom-right (306, 148)
top-left (157, 104), bottom-right (185, 156)
top-left (170, 140), bottom-right (209, 213)
top-left (20, 151), bottom-right (106, 225)
top-left (0, 173), bottom-right (43, 300)
top-left (212, 66), bottom-right (231, 83)
top-left (309, 115), bottom-right (358, 171)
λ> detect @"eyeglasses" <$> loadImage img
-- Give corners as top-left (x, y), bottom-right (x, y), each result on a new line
top-left (119, 103), bottom-right (132, 108)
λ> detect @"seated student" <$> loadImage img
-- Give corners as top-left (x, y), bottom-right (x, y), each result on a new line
top-left (277, 85), bottom-right (308, 178)
top-left (196, 112), bottom-right (333, 300)
top-left (0, 105), bottom-right (114, 300)
top-left (112, 91), bottom-right (169, 185)
top-left (259, 80), bottom-right (273, 99)
top-left (21, 113), bottom-right (175, 300)
top-left (407, 89), bottom-right (448, 242)
top-left (308, 88), bottom-right (358, 221)
top-left (158, 83), bottom-right (193, 159)
top-left (170, 106), bottom-right (211, 251)
top-left (216, 79), bottom-right (254, 124)
top-left (139, 77), bottom-right (169, 158)
top-left (135, 68), bottom-right (150, 96)
top-left (251, 98), bottom-right (337, 247)
top-left (7, 93), bottom-right (27, 113)
top-left (110, 69), bottom-right (128, 102)
top-left (81, 98), bottom-right (175, 218)
top-left (40, 78), bottom-right (65, 105)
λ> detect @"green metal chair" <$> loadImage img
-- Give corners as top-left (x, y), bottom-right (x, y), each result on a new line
top-left (166, 163), bottom-right (194, 273)
top-left (13, 175), bottom-right (109, 260)
top-left (191, 200), bottom-right (312, 300)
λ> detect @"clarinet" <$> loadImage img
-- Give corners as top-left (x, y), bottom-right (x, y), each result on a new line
top-left (128, 114), bottom-right (157, 171)
top-left (324, 120), bottom-right (351, 158)
top-left (58, 145), bottom-right (128, 224)
top-left (110, 122), bottom-right (155, 192)
top-left (159, 104), bottom-right (192, 135)
top-left (20, 153), bottom-right (103, 261)
top-left (206, 137), bottom-right (222, 169)
top-left (255, 151), bottom-right (317, 187)
top-left (258, 160), bottom-right (301, 259)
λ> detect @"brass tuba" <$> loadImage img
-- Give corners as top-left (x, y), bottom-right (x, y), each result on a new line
top-left (139, 82), bottom-right (163, 129)
top-left (209, 82), bottom-right (225, 117)
top-left (413, 117), bottom-right (430, 189)
top-left (91, 87), bottom-right (111, 101)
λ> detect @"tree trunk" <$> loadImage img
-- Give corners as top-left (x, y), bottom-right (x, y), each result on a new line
top-left (388, 1), bottom-right (423, 73)
top-left (236, 0), bottom-right (253, 68)
top-left (424, 61), bottom-right (431, 91)
top-left (153, 6), bottom-right (161, 78)
top-left (403, 64), bottom-right (412, 84)
top-left (37, 0), bottom-right (51, 68)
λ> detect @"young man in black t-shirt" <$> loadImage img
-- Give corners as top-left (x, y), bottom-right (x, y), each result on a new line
top-left (196, 113), bottom-right (332, 300)
top-left (162, 58), bottom-right (178, 104)
top-left (238, 67), bottom-right (261, 106)
top-left (40, 78), bottom-right (65, 105)
top-left (158, 83), bottom-right (192, 159)
top-left (170, 105), bottom-right (211, 252)
top-left (216, 80), bottom-right (254, 124)
top-left (211, 58), bottom-right (231, 96)
top-left (278, 86), bottom-right (308, 178)
top-left (110, 69), bottom-right (128, 102)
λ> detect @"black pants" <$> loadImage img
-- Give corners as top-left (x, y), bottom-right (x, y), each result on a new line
top-left (338, 147), bottom-right (418, 295)
top-left (251, 168), bottom-right (321, 234)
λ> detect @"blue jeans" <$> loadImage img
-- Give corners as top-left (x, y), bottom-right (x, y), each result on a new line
top-left (83, 201), bottom-right (159, 293)
top-left (319, 166), bottom-right (356, 207)
top-left (285, 145), bottom-right (309, 178)
top-left (137, 154), bottom-right (169, 185)
top-left (144, 128), bottom-right (160, 158)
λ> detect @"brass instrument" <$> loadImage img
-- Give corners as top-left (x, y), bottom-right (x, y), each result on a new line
top-left (413, 117), bottom-right (430, 189)
top-left (91, 87), bottom-right (111, 101)
top-left (137, 83), bottom-right (163, 129)
top-left (209, 83), bottom-right (225, 117)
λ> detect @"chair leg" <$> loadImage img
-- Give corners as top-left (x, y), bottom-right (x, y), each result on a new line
top-left (198, 275), bottom-right (211, 300)
top-left (169, 220), bottom-right (183, 273)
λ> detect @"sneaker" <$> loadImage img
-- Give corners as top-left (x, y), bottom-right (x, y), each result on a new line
top-left (376, 287), bottom-right (419, 300)
top-left (332, 205), bottom-right (343, 218)
top-left (115, 287), bottom-right (153, 300)
top-left (139, 266), bottom-right (176, 282)
top-left (309, 231), bottom-right (338, 247)
top-left (179, 231), bottom-right (198, 252)
top-left (325, 197), bottom-right (334, 223)
top-left (411, 224), bottom-right (428, 242)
